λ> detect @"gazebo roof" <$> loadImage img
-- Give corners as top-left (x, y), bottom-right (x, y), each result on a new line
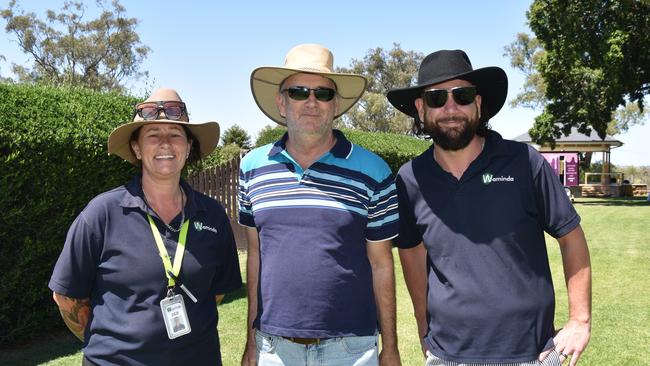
top-left (513, 126), bottom-right (623, 152)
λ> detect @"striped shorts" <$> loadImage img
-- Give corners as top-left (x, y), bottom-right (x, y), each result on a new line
top-left (425, 350), bottom-right (562, 366)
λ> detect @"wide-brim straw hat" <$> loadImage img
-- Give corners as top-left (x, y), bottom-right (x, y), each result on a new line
top-left (108, 88), bottom-right (220, 165)
top-left (250, 44), bottom-right (367, 125)
top-left (387, 49), bottom-right (508, 123)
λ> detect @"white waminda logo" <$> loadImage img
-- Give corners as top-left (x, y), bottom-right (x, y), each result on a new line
top-left (482, 172), bottom-right (515, 185)
top-left (193, 221), bottom-right (218, 233)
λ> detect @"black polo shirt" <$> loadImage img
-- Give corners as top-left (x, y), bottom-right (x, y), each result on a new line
top-left (49, 175), bottom-right (242, 366)
top-left (396, 130), bottom-right (580, 363)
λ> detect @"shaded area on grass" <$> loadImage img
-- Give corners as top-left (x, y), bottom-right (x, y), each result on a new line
top-left (574, 197), bottom-right (650, 206)
top-left (0, 330), bottom-right (81, 366)
top-left (0, 285), bottom-right (247, 366)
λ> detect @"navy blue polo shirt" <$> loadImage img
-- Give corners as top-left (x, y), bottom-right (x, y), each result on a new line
top-left (396, 130), bottom-right (580, 364)
top-left (238, 130), bottom-right (399, 338)
top-left (49, 175), bottom-right (242, 366)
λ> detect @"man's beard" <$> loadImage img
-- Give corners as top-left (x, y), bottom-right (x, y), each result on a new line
top-left (423, 111), bottom-right (480, 151)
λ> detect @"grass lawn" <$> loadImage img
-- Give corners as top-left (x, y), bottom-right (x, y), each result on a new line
top-left (1, 197), bottom-right (648, 365)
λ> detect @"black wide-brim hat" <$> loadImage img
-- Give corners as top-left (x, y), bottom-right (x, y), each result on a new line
top-left (387, 49), bottom-right (508, 123)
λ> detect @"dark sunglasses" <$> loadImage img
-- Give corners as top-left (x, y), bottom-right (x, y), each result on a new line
top-left (423, 86), bottom-right (477, 108)
top-left (133, 101), bottom-right (187, 121)
top-left (281, 86), bottom-right (337, 102)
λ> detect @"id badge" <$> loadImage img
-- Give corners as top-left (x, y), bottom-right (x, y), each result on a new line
top-left (160, 294), bottom-right (191, 339)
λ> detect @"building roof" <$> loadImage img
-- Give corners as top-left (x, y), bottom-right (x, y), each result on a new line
top-left (513, 126), bottom-right (623, 152)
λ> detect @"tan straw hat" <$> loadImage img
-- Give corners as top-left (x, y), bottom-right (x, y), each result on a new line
top-left (250, 44), bottom-right (367, 125)
top-left (108, 88), bottom-right (220, 165)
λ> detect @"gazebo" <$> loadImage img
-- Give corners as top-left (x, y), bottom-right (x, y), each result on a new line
top-left (513, 127), bottom-right (633, 197)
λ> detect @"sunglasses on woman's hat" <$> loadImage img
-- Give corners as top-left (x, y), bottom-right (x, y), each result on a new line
top-left (133, 101), bottom-right (188, 121)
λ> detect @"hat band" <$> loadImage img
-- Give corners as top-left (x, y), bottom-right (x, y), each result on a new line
top-left (290, 66), bottom-right (333, 73)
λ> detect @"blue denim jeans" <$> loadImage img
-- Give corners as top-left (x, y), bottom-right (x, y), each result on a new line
top-left (256, 329), bottom-right (378, 366)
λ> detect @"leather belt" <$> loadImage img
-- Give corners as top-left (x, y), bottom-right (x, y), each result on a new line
top-left (283, 337), bottom-right (328, 345)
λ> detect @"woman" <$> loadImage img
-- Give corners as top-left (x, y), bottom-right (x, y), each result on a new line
top-left (48, 88), bottom-right (242, 365)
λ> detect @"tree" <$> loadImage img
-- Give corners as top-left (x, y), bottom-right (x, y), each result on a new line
top-left (608, 102), bottom-right (648, 135)
top-left (221, 124), bottom-right (252, 149)
top-left (506, 1), bottom-right (650, 147)
top-left (505, 32), bottom-right (649, 140)
top-left (503, 33), bottom-right (547, 110)
top-left (0, 55), bottom-right (12, 83)
top-left (1, 0), bottom-right (150, 93)
top-left (255, 124), bottom-right (286, 147)
top-left (201, 143), bottom-right (243, 169)
top-left (336, 43), bottom-right (423, 134)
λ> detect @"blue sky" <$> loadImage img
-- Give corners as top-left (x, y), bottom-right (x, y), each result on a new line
top-left (1, 0), bottom-right (648, 165)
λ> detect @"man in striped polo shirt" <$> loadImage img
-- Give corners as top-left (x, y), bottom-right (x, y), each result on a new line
top-left (239, 44), bottom-right (401, 366)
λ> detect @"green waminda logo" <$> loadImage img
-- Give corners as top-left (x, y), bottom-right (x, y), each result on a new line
top-left (482, 173), bottom-right (493, 185)
top-left (482, 172), bottom-right (515, 184)
top-left (193, 221), bottom-right (218, 233)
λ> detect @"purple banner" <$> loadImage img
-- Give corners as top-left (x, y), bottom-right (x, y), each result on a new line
top-left (541, 153), bottom-right (579, 186)
top-left (565, 154), bottom-right (579, 186)
top-left (542, 153), bottom-right (561, 175)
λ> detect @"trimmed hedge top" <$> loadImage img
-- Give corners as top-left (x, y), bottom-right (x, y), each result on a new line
top-left (255, 126), bottom-right (431, 172)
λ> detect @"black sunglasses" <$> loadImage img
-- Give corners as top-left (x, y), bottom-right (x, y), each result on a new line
top-left (133, 101), bottom-right (187, 121)
top-left (423, 86), bottom-right (477, 108)
top-left (281, 86), bottom-right (337, 102)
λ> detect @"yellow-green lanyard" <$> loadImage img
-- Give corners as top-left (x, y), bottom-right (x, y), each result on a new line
top-left (147, 214), bottom-right (189, 288)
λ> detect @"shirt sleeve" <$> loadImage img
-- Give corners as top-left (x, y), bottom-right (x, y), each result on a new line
top-left (238, 164), bottom-right (256, 227)
top-left (210, 212), bottom-right (242, 295)
top-left (395, 168), bottom-right (423, 249)
top-left (48, 209), bottom-right (103, 298)
top-left (366, 166), bottom-right (399, 242)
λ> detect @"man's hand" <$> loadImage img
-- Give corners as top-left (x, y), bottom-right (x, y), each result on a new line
top-left (379, 347), bottom-right (402, 366)
top-left (241, 227), bottom-right (260, 366)
top-left (419, 336), bottom-right (428, 359)
top-left (398, 243), bottom-right (428, 358)
top-left (367, 241), bottom-right (401, 366)
top-left (539, 319), bottom-right (591, 365)
top-left (541, 225), bottom-right (592, 365)
top-left (240, 338), bottom-right (257, 366)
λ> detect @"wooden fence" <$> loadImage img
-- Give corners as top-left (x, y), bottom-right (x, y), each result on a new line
top-left (187, 156), bottom-right (248, 249)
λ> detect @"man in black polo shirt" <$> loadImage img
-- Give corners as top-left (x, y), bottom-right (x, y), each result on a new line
top-left (387, 50), bottom-right (592, 366)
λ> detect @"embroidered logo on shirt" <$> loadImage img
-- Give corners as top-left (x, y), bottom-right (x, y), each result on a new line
top-left (482, 173), bottom-right (515, 184)
top-left (193, 221), bottom-right (218, 233)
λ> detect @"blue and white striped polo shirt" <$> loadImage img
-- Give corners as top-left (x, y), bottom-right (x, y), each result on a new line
top-left (238, 129), bottom-right (398, 338)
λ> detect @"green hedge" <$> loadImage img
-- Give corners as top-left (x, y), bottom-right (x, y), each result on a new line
top-left (200, 143), bottom-right (243, 170)
top-left (255, 125), bottom-right (287, 147)
top-left (341, 128), bottom-right (431, 172)
top-left (255, 126), bottom-right (431, 172)
top-left (0, 84), bottom-right (138, 345)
